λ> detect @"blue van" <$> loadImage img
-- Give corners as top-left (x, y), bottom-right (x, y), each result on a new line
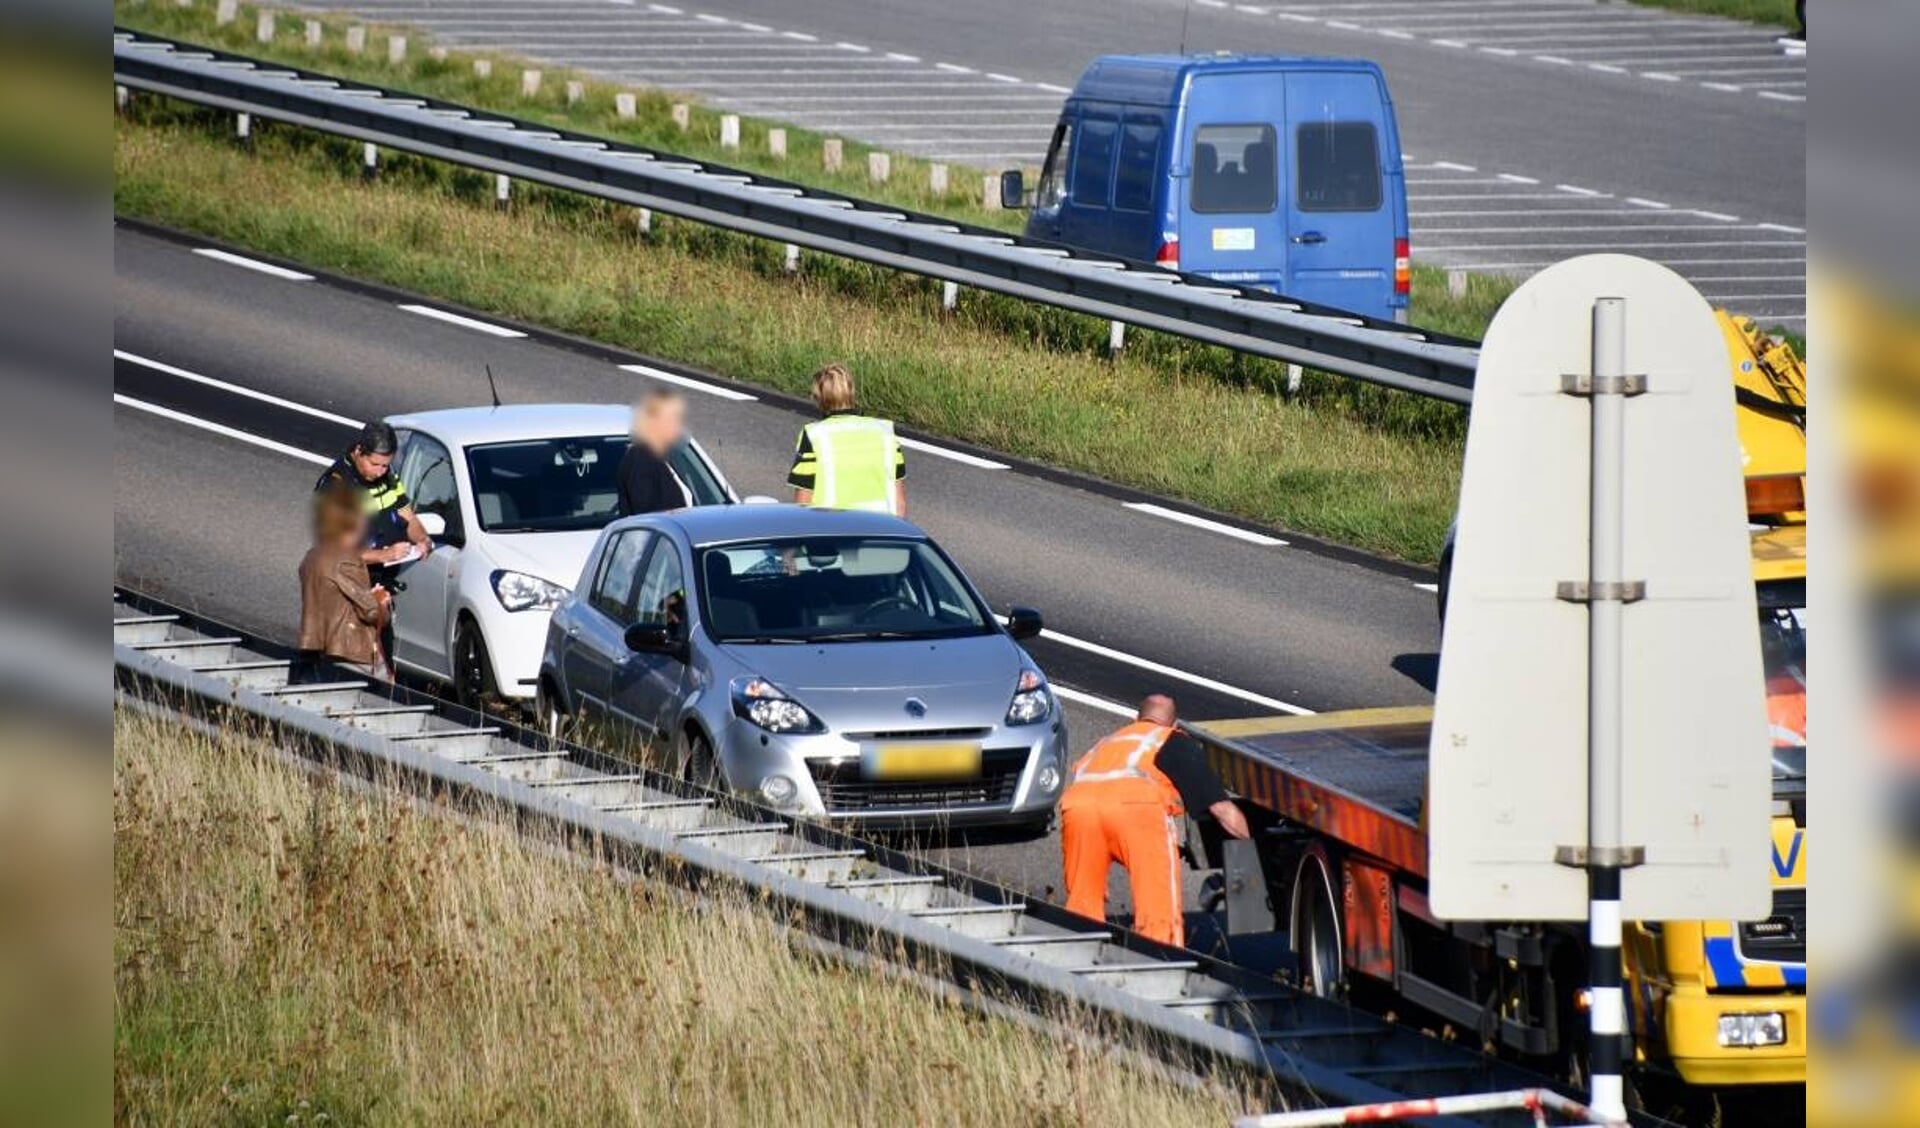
top-left (1003, 55), bottom-right (1410, 322)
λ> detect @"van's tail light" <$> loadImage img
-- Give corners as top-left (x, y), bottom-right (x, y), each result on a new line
top-left (1393, 237), bottom-right (1411, 297)
top-left (1746, 474), bottom-right (1805, 516)
top-left (1156, 236), bottom-right (1180, 271)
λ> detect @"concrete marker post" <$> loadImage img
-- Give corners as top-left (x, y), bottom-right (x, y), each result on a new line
top-left (495, 174), bottom-right (512, 212)
top-left (929, 162), bottom-right (948, 195)
top-left (670, 103), bottom-right (690, 131)
top-left (215, 0), bottom-right (237, 26)
top-left (719, 114), bottom-right (740, 149)
top-left (767, 128), bottom-right (787, 159)
top-left (1108, 320), bottom-right (1126, 357)
top-left (388, 36), bottom-right (408, 66)
top-left (116, 85), bottom-right (130, 114)
top-left (1286, 364), bottom-right (1304, 395)
top-left (473, 58), bottom-right (492, 79)
top-left (868, 151), bottom-right (890, 184)
top-left (362, 141), bottom-right (378, 182)
top-left (783, 244), bottom-right (800, 274)
top-left (255, 10), bottom-right (275, 44)
top-left (983, 174), bottom-right (1001, 209)
top-left (823, 138), bottom-right (843, 173)
top-left (941, 281), bottom-right (959, 313)
top-left (345, 26), bottom-right (366, 54)
top-left (235, 111), bottom-right (252, 152)
top-left (521, 70), bottom-right (542, 98)
top-left (1448, 269), bottom-right (1469, 300)
top-left (615, 92), bottom-right (637, 119)
top-left (429, 46), bottom-right (448, 62)
top-left (636, 208), bottom-right (653, 236)
top-left (304, 20), bottom-right (323, 50)
top-left (565, 80), bottom-right (585, 106)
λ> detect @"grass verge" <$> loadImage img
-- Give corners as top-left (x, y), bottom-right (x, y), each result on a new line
top-left (1627, 0), bottom-right (1799, 27)
top-left (114, 706), bottom-right (1256, 1124)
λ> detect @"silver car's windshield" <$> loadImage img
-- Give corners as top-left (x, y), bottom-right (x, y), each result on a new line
top-left (698, 536), bottom-right (995, 643)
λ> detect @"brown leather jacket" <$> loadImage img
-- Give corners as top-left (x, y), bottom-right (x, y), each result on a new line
top-left (298, 544), bottom-right (386, 667)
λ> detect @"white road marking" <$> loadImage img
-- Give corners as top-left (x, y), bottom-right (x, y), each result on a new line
top-left (1480, 46), bottom-right (1519, 56)
top-left (115, 349), bottom-right (362, 427)
top-left (1414, 582), bottom-right (1439, 593)
top-left (618, 362), bottom-right (758, 401)
top-left (1036, 83), bottom-right (1072, 94)
top-left (115, 394), bottom-right (331, 466)
top-left (781, 30), bottom-right (816, 41)
top-left (835, 41), bottom-right (870, 52)
top-left (1040, 629), bottom-right (1314, 715)
top-left (1497, 173), bottom-right (1539, 184)
top-left (1536, 55), bottom-right (1574, 65)
top-left (1431, 160), bottom-right (1477, 172)
top-left (1378, 29), bottom-right (1414, 39)
top-left (885, 52), bottom-right (920, 62)
top-left (1556, 184), bottom-right (1605, 196)
top-left (986, 72), bottom-right (1023, 84)
top-left (648, 3), bottom-right (682, 12)
top-left (1702, 81), bottom-right (1742, 91)
top-left (1434, 38), bottom-right (1467, 48)
top-left (191, 248), bottom-right (314, 281)
top-left (1758, 91), bottom-right (1805, 102)
top-left (1694, 210), bottom-right (1741, 222)
top-left (694, 12), bottom-right (729, 24)
top-left (1051, 684), bottom-right (1135, 719)
top-left (897, 437), bottom-right (1009, 470)
top-left (1757, 222), bottom-right (1806, 234)
top-left (935, 62), bottom-right (975, 74)
top-left (1625, 197), bottom-right (1670, 209)
top-left (1587, 63), bottom-right (1628, 74)
top-left (398, 304), bottom-right (528, 338)
top-left (1643, 72), bottom-right (1681, 81)
top-left (1123, 502), bottom-right (1288, 547)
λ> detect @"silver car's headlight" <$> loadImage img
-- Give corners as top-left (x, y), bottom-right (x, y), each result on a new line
top-left (491, 570), bottom-right (569, 612)
top-left (1005, 669), bottom-right (1052, 726)
top-left (730, 677), bottom-right (825, 734)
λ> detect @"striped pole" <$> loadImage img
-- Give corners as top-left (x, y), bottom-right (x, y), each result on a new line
top-left (1582, 296), bottom-right (1630, 1123)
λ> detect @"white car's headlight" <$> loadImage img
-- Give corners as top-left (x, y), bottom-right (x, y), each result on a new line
top-left (730, 677), bottom-right (824, 734)
top-left (1005, 668), bottom-right (1052, 726)
top-left (490, 570), bottom-right (569, 612)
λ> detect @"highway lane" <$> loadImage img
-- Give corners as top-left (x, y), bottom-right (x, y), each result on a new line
top-left (115, 222), bottom-right (1442, 901)
top-left (312, 0), bottom-right (1804, 325)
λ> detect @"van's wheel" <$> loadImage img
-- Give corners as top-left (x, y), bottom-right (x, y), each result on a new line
top-left (678, 728), bottom-right (721, 791)
top-left (1292, 852), bottom-right (1347, 999)
top-left (452, 621), bottom-right (496, 712)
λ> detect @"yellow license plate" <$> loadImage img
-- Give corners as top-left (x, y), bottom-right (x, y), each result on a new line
top-left (861, 742), bottom-right (982, 781)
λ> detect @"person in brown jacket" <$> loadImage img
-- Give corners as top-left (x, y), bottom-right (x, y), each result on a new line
top-left (299, 485), bottom-right (393, 679)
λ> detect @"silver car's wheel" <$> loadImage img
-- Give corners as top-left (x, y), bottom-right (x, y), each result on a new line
top-left (679, 728), bottom-right (721, 792)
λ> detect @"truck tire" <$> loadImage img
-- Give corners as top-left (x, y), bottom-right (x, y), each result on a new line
top-left (1292, 851), bottom-right (1347, 999)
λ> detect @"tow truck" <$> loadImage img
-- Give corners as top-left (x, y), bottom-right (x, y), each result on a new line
top-left (1191, 313), bottom-right (1807, 1099)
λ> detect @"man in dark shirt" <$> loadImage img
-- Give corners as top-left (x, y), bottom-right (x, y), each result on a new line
top-left (616, 389), bottom-right (692, 517)
top-left (1060, 694), bottom-right (1249, 947)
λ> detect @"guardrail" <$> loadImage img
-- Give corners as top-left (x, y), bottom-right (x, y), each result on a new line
top-left (114, 588), bottom-right (1575, 1125)
top-left (112, 27), bottom-right (1480, 404)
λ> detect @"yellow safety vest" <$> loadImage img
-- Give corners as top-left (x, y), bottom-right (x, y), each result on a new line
top-left (804, 414), bottom-right (900, 515)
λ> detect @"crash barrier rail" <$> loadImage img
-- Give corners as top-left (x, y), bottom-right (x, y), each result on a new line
top-left (1235, 1088), bottom-right (1624, 1128)
top-left (115, 588), bottom-right (1573, 1126)
top-left (112, 28), bottom-right (1479, 404)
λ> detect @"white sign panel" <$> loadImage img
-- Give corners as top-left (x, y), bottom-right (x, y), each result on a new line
top-left (1428, 255), bottom-right (1773, 922)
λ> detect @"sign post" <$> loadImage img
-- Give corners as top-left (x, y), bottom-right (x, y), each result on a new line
top-left (1428, 255), bottom-right (1773, 1121)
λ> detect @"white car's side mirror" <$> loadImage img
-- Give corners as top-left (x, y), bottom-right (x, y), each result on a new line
top-left (418, 512), bottom-right (448, 538)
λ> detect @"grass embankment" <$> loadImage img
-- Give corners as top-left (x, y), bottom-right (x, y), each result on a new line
top-left (115, 708), bottom-right (1254, 1124)
top-left (1628, 0), bottom-right (1799, 27)
top-left (114, 1), bottom-right (1511, 563)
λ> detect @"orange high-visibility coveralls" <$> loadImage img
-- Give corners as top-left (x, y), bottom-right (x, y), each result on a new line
top-left (1060, 721), bottom-right (1187, 947)
top-left (1767, 667), bottom-right (1806, 748)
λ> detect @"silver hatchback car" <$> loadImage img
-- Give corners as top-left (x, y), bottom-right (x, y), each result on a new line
top-left (538, 506), bottom-right (1067, 829)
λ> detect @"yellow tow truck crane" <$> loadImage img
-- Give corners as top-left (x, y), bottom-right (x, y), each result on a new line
top-left (1192, 313), bottom-right (1807, 1099)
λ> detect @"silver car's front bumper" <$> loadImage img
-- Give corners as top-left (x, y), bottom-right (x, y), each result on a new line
top-left (715, 714), bottom-right (1068, 828)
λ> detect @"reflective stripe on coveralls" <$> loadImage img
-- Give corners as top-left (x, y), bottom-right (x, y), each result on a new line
top-left (805, 415), bottom-right (900, 514)
top-left (1061, 722), bottom-right (1188, 947)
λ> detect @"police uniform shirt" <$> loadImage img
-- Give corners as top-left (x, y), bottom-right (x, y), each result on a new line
top-left (314, 457), bottom-right (411, 547)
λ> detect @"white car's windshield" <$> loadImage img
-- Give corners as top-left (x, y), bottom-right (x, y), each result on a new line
top-left (698, 536), bottom-right (995, 643)
top-left (466, 436), bottom-right (727, 532)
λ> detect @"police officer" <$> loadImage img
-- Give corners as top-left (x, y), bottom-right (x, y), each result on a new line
top-left (314, 421), bottom-right (432, 575)
top-left (1060, 694), bottom-right (1249, 948)
top-left (788, 363), bottom-right (906, 516)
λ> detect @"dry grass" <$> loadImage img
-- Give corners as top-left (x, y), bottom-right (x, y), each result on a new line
top-left (113, 707), bottom-right (1257, 1126)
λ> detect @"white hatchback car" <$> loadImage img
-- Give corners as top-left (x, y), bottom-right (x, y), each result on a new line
top-left (385, 404), bottom-right (738, 707)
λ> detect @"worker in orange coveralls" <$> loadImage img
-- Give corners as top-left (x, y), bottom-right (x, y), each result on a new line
top-left (1060, 694), bottom-right (1250, 947)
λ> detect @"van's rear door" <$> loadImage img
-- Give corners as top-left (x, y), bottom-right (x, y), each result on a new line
top-left (1176, 73), bottom-right (1287, 286)
top-left (1282, 70), bottom-right (1394, 319)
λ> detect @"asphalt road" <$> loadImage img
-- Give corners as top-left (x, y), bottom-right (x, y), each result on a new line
top-left (311, 0), bottom-right (1805, 325)
top-left (113, 222), bottom-right (1442, 904)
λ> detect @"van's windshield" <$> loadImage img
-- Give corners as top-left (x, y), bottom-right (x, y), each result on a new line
top-left (1192, 124), bottom-right (1277, 214)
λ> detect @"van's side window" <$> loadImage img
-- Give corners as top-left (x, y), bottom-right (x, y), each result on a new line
top-left (1191, 124), bottom-right (1277, 214)
top-left (1035, 120), bottom-right (1073, 209)
top-left (1113, 119), bottom-right (1163, 213)
top-left (1069, 118), bottom-right (1117, 207)
top-left (1296, 122), bottom-right (1382, 212)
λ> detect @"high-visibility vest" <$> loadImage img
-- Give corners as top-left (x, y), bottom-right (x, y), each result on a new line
top-left (804, 414), bottom-right (900, 514)
top-left (1064, 722), bottom-right (1185, 816)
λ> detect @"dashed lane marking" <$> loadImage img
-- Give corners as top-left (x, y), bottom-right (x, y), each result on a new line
top-left (1040, 629), bottom-right (1315, 715)
top-left (191, 248), bottom-right (314, 281)
top-left (897, 437), bottom-right (1009, 470)
top-left (398, 304), bottom-right (528, 338)
top-left (1051, 685), bottom-right (1136, 718)
top-left (619, 362), bottom-right (758, 401)
top-left (1123, 502), bottom-right (1288, 547)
